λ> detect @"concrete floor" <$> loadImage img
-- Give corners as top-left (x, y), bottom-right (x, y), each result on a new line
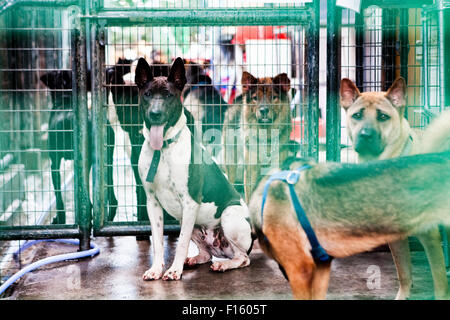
top-left (2, 236), bottom-right (446, 300)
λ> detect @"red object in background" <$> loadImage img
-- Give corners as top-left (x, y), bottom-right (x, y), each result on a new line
top-left (290, 117), bottom-right (326, 142)
top-left (232, 26), bottom-right (289, 45)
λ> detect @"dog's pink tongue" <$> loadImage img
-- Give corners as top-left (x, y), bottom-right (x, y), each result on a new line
top-left (149, 125), bottom-right (164, 150)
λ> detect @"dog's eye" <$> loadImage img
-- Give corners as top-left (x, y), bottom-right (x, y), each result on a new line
top-left (272, 95), bottom-right (279, 102)
top-left (144, 91), bottom-right (152, 97)
top-left (352, 111), bottom-right (363, 120)
top-left (165, 92), bottom-right (174, 98)
top-left (377, 113), bottom-right (391, 122)
top-left (252, 95), bottom-right (258, 103)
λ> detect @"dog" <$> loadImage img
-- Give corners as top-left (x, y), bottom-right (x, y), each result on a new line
top-left (135, 57), bottom-right (252, 280)
top-left (182, 64), bottom-right (228, 158)
top-left (239, 71), bottom-right (293, 202)
top-left (340, 78), bottom-right (449, 300)
top-left (248, 110), bottom-right (450, 299)
top-left (40, 70), bottom-right (117, 224)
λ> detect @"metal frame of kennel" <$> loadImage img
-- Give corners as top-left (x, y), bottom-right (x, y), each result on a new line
top-left (0, 0), bottom-right (321, 251)
top-left (89, 1), bottom-right (321, 237)
top-left (0, 4), bottom-right (91, 250)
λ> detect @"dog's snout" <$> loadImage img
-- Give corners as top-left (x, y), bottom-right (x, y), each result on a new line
top-left (259, 106), bottom-right (269, 117)
top-left (359, 126), bottom-right (376, 140)
top-left (149, 109), bottom-right (163, 120)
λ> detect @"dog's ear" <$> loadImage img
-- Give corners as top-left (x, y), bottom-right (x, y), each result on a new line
top-left (386, 77), bottom-right (407, 108)
top-left (241, 71), bottom-right (257, 93)
top-left (273, 73), bottom-right (291, 93)
top-left (40, 72), bottom-right (56, 89)
top-left (168, 57), bottom-right (187, 91)
top-left (135, 58), bottom-right (153, 89)
top-left (340, 78), bottom-right (360, 109)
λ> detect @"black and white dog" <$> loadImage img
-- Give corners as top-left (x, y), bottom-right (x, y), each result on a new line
top-left (135, 57), bottom-right (252, 281)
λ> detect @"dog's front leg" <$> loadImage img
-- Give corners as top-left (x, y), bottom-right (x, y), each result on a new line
top-left (163, 200), bottom-right (199, 280)
top-left (143, 192), bottom-right (165, 281)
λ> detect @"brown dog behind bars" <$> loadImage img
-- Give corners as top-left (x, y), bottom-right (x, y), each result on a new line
top-left (248, 109), bottom-right (450, 300)
top-left (222, 71), bottom-right (294, 202)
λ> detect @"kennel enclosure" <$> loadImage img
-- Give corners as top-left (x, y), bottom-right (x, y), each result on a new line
top-left (0, 0), bottom-right (449, 288)
top-left (0, 0), bottom-right (321, 251)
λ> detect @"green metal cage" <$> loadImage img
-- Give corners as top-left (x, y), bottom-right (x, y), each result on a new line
top-left (0, 0), bottom-right (448, 294)
top-left (90, 1), bottom-right (320, 237)
top-left (0, 0), bottom-right (320, 286)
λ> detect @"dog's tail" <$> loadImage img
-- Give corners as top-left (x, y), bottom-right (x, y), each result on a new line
top-left (419, 108), bottom-right (450, 154)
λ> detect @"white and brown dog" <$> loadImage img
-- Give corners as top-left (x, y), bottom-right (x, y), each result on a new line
top-left (135, 57), bottom-right (253, 281)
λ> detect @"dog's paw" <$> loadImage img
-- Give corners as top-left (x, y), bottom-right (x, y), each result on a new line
top-left (162, 267), bottom-right (183, 281)
top-left (210, 261), bottom-right (227, 272)
top-left (184, 257), bottom-right (198, 267)
top-left (184, 254), bottom-right (211, 267)
top-left (210, 256), bottom-right (250, 272)
top-left (142, 266), bottom-right (163, 281)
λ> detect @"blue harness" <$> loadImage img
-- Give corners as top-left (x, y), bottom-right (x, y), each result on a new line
top-left (261, 165), bottom-right (332, 262)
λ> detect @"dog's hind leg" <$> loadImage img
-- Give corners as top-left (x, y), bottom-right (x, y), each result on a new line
top-left (417, 227), bottom-right (449, 299)
top-left (388, 239), bottom-right (413, 300)
top-left (50, 154), bottom-right (65, 224)
top-left (185, 228), bottom-right (212, 267)
top-left (210, 205), bottom-right (252, 272)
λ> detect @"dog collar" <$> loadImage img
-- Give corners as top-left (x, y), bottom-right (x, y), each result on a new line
top-left (261, 165), bottom-right (332, 262)
top-left (145, 129), bottom-right (182, 183)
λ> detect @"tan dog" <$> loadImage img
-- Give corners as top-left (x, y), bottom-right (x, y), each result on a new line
top-left (340, 78), bottom-right (448, 300)
top-left (248, 110), bottom-right (450, 299)
top-left (249, 149), bottom-right (450, 299)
